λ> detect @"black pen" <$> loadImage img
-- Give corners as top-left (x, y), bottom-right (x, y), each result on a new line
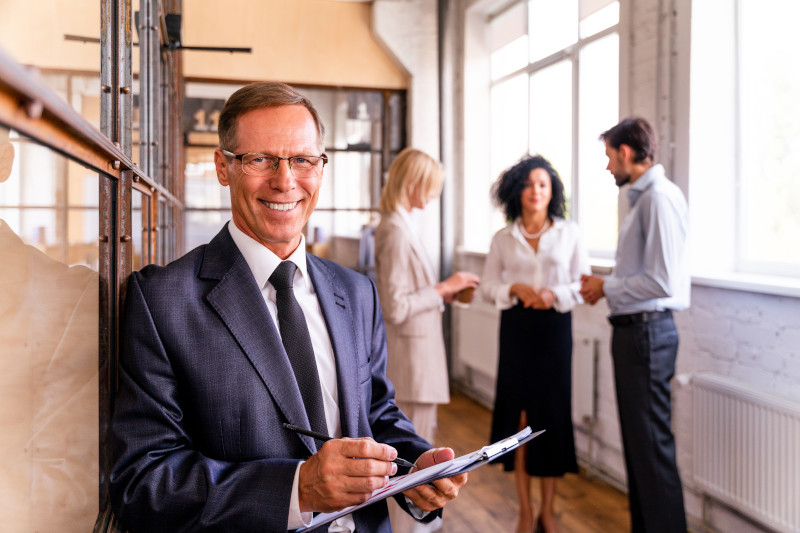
top-left (283, 423), bottom-right (417, 469)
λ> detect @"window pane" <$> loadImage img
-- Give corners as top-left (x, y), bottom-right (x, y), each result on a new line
top-left (0, 128), bottom-right (99, 531)
top-left (529, 0), bottom-right (578, 63)
top-left (491, 35), bottom-right (529, 81)
top-left (739, 0), bottom-right (800, 274)
top-left (490, 74), bottom-right (529, 180)
top-left (132, 189), bottom-right (148, 270)
top-left (300, 88), bottom-right (384, 152)
top-left (157, 199), bottom-right (173, 266)
top-left (0, 0), bottom-right (101, 119)
top-left (328, 151), bottom-right (373, 210)
top-left (186, 210), bottom-right (228, 251)
top-left (308, 210), bottom-right (373, 242)
top-left (388, 92), bottom-right (406, 152)
top-left (580, 1), bottom-right (619, 38)
top-left (578, 32), bottom-right (619, 255)
top-left (490, 0), bottom-right (527, 52)
top-left (530, 60), bottom-right (573, 206)
top-left (689, 0), bottom-right (737, 275)
top-left (185, 147), bottom-right (230, 209)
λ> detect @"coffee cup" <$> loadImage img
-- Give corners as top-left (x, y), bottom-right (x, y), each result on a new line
top-left (455, 286), bottom-right (475, 304)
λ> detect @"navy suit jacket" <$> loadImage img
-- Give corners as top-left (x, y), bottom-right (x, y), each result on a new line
top-left (110, 226), bottom-right (434, 532)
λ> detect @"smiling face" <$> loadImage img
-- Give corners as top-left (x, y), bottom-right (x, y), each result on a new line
top-left (520, 167), bottom-right (552, 217)
top-left (214, 105), bottom-right (323, 259)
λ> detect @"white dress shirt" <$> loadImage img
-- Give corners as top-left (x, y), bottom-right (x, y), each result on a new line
top-left (479, 217), bottom-right (590, 312)
top-left (227, 221), bottom-right (354, 532)
top-left (603, 164), bottom-right (691, 316)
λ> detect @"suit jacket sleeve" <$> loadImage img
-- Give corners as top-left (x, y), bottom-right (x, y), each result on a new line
top-left (374, 215), bottom-right (440, 326)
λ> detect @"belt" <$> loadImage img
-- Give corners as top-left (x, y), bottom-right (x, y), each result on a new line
top-left (608, 309), bottom-right (672, 327)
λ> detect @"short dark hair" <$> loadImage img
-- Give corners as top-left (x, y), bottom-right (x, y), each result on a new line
top-left (217, 82), bottom-right (326, 152)
top-left (491, 155), bottom-right (566, 222)
top-left (599, 117), bottom-right (656, 163)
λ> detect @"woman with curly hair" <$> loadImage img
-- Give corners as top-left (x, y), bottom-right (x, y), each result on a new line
top-left (480, 155), bottom-right (590, 533)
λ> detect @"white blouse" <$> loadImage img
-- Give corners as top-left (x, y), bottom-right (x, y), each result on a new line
top-left (479, 217), bottom-right (591, 313)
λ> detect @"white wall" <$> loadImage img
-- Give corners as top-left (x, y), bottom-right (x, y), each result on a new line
top-left (372, 0), bottom-right (444, 275)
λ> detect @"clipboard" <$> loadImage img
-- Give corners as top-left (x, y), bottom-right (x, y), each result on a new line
top-left (297, 426), bottom-right (545, 532)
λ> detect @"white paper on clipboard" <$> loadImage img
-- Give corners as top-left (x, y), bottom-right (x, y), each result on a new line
top-left (297, 426), bottom-right (545, 532)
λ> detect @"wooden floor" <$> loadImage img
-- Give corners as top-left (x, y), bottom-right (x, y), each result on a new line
top-left (433, 391), bottom-right (631, 533)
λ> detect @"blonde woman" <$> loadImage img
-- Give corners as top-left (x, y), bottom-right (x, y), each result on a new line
top-left (375, 148), bottom-right (479, 533)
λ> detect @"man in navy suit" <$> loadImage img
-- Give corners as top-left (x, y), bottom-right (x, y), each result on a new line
top-left (110, 82), bottom-right (467, 532)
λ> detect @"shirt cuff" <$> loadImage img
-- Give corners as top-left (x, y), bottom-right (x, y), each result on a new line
top-left (602, 276), bottom-right (621, 302)
top-left (491, 283), bottom-right (516, 309)
top-left (404, 496), bottom-right (430, 520)
top-left (288, 461), bottom-right (313, 530)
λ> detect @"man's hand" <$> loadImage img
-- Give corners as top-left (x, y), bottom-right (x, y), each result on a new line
top-left (401, 447), bottom-right (468, 513)
top-left (298, 438), bottom-right (398, 513)
top-left (580, 274), bottom-right (605, 305)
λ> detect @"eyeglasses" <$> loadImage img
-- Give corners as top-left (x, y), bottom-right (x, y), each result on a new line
top-left (221, 149), bottom-right (328, 178)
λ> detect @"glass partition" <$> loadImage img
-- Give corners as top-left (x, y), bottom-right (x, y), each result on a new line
top-left (0, 126), bottom-right (99, 531)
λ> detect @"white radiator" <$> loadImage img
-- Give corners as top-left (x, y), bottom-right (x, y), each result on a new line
top-left (692, 373), bottom-right (800, 533)
top-left (572, 336), bottom-right (597, 427)
top-left (453, 302), bottom-right (499, 380)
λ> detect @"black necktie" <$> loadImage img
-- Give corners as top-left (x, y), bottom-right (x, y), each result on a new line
top-left (269, 261), bottom-right (328, 437)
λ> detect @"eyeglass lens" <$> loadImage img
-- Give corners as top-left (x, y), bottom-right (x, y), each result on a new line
top-left (241, 154), bottom-right (324, 177)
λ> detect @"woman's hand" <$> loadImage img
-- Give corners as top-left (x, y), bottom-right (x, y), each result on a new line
top-left (436, 271), bottom-right (480, 303)
top-left (510, 285), bottom-right (555, 309)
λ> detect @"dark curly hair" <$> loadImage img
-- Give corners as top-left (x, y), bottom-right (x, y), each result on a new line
top-left (491, 155), bottom-right (566, 222)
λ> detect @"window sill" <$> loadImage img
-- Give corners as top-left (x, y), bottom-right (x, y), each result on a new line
top-left (691, 272), bottom-right (800, 299)
top-left (456, 249), bottom-right (800, 299)
top-left (592, 259), bottom-right (800, 299)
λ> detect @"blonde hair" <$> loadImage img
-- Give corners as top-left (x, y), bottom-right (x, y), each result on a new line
top-left (379, 148), bottom-right (444, 212)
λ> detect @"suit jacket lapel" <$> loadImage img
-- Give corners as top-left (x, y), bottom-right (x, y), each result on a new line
top-left (307, 256), bottom-right (361, 439)
top-left (200, 227), bottom-right (318, 454)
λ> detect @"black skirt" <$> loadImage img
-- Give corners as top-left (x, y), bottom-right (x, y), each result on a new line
top-left (490, 305), bottom-right (578, 477)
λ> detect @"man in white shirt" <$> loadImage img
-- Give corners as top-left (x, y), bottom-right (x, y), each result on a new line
top-left (110, 82), bottom-right (467, 532)
top-left (580, 117), bottom-right (689, 533)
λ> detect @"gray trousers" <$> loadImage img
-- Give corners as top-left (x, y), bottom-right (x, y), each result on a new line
top-left (611, 312), bottom-right (687, 533)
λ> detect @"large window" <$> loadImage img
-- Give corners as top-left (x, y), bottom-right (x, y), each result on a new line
top-left (690, 0), bottom-right (800, 281)
top-left (464, 0), bottom-right (619, 254)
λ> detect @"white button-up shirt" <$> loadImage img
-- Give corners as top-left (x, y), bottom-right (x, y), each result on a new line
top-left (480, 217), bottom-right (590, 312)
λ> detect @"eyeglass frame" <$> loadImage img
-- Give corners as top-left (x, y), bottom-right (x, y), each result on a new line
top-left (220, 149), bottom-right (328, 177)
